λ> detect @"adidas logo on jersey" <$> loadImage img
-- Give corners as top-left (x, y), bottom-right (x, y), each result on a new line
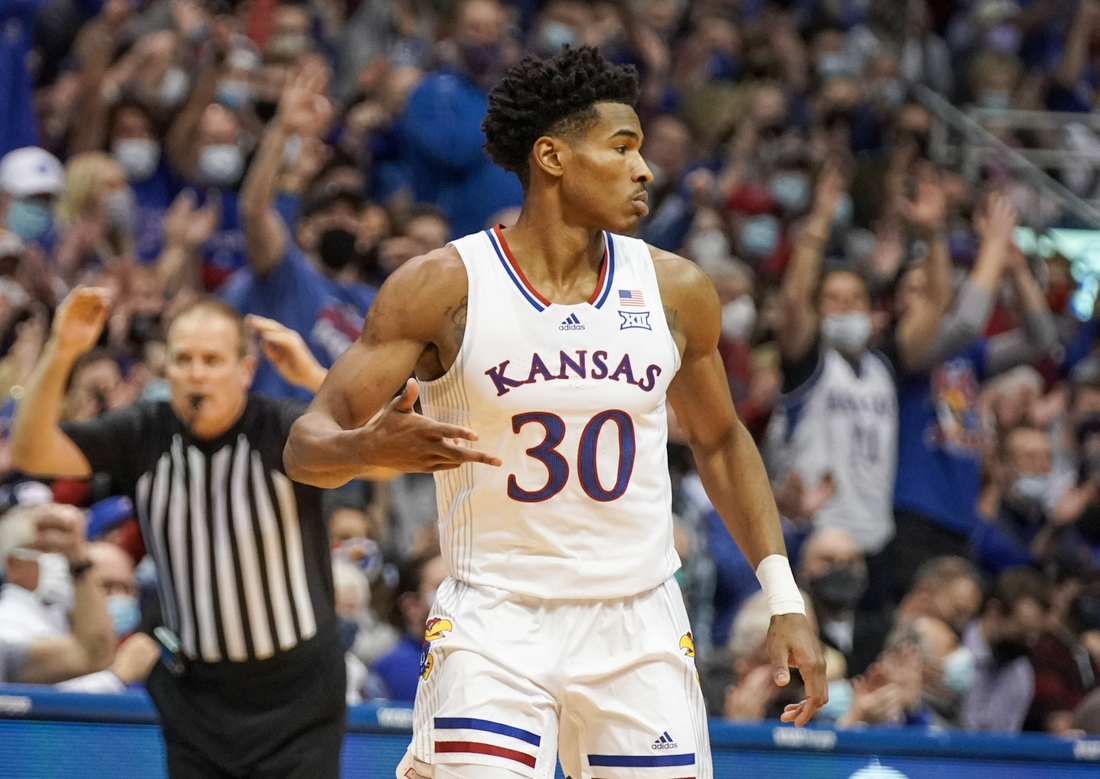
top-left (559, 313), bottom-right (585, 331)
top-left (652, 731), bottom-right (678, 750)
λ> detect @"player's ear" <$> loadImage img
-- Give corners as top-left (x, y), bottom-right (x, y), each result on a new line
top-left (531, 136), bottom-right (566, 181)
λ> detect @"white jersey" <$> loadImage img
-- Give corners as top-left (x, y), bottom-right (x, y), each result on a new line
top-left (419, 227), bottom-right (681, 599)
top-left (769, 348), bottom-right (898, 553)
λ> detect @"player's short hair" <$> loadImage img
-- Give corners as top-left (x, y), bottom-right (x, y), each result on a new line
top-left (483, 45), bottom-right (639, 189)
top-left (167, 298), bottom-right (250, 358)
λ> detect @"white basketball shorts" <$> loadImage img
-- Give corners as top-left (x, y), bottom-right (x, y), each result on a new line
top-left (399, 575), bottom-right (712, 779)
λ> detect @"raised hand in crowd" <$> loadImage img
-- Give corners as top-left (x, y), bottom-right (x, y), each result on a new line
top-left (247, 315), bottom-right (327, 394)
top-left (158, 190), bottom-right (221, 291)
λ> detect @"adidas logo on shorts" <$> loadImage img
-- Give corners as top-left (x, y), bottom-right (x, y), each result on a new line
top-left (652, 731), bottom-right (678, 750)
top-left (559, 313), bottom-right (584, 331)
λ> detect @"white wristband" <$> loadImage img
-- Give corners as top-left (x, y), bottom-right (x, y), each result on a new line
top-left (755, 554), bottom-right (806, 616)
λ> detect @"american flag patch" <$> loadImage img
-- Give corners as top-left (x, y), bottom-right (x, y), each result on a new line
top-left (618, 289), bottom-right (645, 307)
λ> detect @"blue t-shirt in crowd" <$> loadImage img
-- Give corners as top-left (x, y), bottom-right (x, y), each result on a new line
top-left (396, 69), bottom-right (522, 238)
top-left (199, 188), bottom-right (300, 289)
top-left (130, 164), bottom-right (183, 264)
top-left (220, 243), bottom-right (376, 400)
top-left (893, 339), bottom-right (989, 534)
top-left (369, 633), bottom-right (423, 702)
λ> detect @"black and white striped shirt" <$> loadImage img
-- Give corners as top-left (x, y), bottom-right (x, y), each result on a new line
top-left (63, 395), bottom-right (336, 664)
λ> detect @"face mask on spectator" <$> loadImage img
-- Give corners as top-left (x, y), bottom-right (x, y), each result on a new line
top-left (538, 21), bottom-right (579, 54)
top-left (7, 199), bottom-right (53, 242)
top-left (318, 227), bottom-right (357, 271)
top-left (106, 593), bottom-right (141, 637)
top-left (688, 228), bottom-right (729, 267)
top-left (832, 192), bottom-right (853, 229)
top-left (941, 646), bottom-right (976, 693)
top-left (822, 311), bottom-right (871, 356)
top-left (707, 50), bottom-right (738, 81)
top-left (268, 33), bottom-right (312, 59)
top-left (816, 52), bottom-right (854, 81)
top-left (199, 145), bottom-right (245, 188)
top-left (461, 42), bottom-right (503, 80)
top-left (337, 614), bottom-right (359, 650)
top-left (809, 563), bottom-right (867, 610)
top-left (254, 99), bottom-right (278, 123)
top-left (720, 295), bottom-right (756, 342)
top-left (873, 78), bottom-right (905, 110)
top-left (216, 80), bottom-right (253, 111)
top-left (817, 679), bottom-right (853, 720)
top-left (990, 636), bottom-right (1028, 666)
top-left (769, 172), bottom-right (810, 212)
top-left (113, 139), bottom-right (161, 181)
top-left (159, 67), bottom-right (191, 108)
top-left (978, 91), bottom-right (1011, 112)
top-left (103, 188), bottom-right (135, 230)
top-left (1012, 473), bottom-right (1049, 502)
top-left (739, 214), bottom-right (780, 258)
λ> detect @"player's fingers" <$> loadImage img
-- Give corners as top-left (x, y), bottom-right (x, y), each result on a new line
top-left (794, 700), bottom-right (815, 727)
top-left (800, 651), bottom-right (829, 714)
top-left (769, 639), bottom-right (791, 687)
top-left (390, 378), bottom-right (418, 412)
top-left (436, 441), bottom-right (502, 467)
top-left (423, 422), bottom-right (480, 442)
top-left (779, 703), bottom-right (802, 723)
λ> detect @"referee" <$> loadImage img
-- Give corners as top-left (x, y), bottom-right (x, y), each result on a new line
top-left (10, 288), bottom-right (485, 778)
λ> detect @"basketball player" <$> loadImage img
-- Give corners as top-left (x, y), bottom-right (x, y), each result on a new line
top-left (285, 46), bottom-right (824, 779)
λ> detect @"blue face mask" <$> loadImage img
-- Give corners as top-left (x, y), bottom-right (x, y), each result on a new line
top-left (832, 192), bottom-right (854, 229)
top-left (978, 92), bottom-right (1011, 112)
top-left (769, 173), bottom-right (810, 212)
top-left (7, 199), bottom-right (53, 243)
top-left (337, 615), bottom-right (359, 650)
top-left (942, 647), bottom-right (976, 693)
top-left (707, 51), bottom-right (738, 81)
top-left (740, 214), bottom-right (780, 258)
top-left (106, 594), bottom-right (141, 638)
top-left (817, 679), bottom-right (854, 720)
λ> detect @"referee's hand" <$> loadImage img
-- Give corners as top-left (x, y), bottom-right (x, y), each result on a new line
top-left (362, 379), bottom-right (502, 473)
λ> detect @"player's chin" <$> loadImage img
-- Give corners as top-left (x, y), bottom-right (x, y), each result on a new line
top-left (612, 212), bottom-right (643, 235)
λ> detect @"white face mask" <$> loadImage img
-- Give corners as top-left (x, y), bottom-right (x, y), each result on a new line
top-left (159, 67), bottom-right (191, 108)
top-left (198, 144), bottom-right (244, 188)
top-left (35, 552), bottom-right (74, 611)
top-left (688, 228), bottom-right (729, 268)
top-left (720, 295), bottom-right (756, 342)
top-left (113, 139), bottom-right (160, 181)
top-left (103, 188), bottom-right (135, 229)
top-left (821, 311), bottom-right (871, 356)
top-left (1013, 473), bottom-right (1050, 502)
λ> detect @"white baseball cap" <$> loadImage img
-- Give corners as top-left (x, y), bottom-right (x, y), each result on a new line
top-left (0, 147), bottom-right (65, 198)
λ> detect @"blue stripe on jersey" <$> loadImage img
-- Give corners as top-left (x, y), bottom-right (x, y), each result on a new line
top-left (486, 230), bottom-right (545, 312)
top-left (593, 232), bottom-right (616, 309)
top-left (434, 717), bottom-right (542, 746)
top-left (588, 753), bottom-right (695, 767)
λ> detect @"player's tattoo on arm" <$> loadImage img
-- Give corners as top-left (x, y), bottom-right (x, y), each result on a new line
top-left (664, 305), bottom-right (681, 341)
top-left (446, 296), bottom-right (468, 350)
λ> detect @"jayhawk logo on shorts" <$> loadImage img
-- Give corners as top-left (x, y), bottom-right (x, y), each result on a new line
top-left (421, 618), bottom-right (454, 680)
top-left (679, 631), bottom-right (695, 658)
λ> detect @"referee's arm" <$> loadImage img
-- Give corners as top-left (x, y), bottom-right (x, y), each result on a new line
top-left (11, 288), bottom-right (112, 478)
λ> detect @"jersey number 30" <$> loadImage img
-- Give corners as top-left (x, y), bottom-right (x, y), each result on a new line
top-left (508, 411), bottom-right (636, 503)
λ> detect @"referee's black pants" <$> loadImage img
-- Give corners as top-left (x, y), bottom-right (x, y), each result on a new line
top-left (146, 631), bottom-right (347, 779)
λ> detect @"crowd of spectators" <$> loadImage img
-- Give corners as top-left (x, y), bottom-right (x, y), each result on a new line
top-left (2, 0), bottom-right (1100, 738)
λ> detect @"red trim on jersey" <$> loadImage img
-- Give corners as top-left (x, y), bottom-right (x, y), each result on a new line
top-left (491, 225), bottom-right (609, 307)
top-left (435, 741), bottom-right (538, 768)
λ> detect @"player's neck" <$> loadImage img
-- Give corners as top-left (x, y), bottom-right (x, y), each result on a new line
top-left (502, 207), bottom-right (605, 288)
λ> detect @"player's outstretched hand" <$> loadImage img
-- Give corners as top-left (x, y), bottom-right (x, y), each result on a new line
top-left (361, 379), bottom-right (502, 473)
top-left (770, 613), bottom-right (828, 727)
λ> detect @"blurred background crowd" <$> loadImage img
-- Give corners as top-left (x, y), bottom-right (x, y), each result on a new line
top-left (4, 0), bottom-right (1100, 737)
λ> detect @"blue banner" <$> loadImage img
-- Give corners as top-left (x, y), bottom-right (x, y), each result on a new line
top-left (2, 686), bottom-right (1100, 778)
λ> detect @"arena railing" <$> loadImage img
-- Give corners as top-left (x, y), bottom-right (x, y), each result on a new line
top-left (2, 685), bottom-right (1099, 778)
